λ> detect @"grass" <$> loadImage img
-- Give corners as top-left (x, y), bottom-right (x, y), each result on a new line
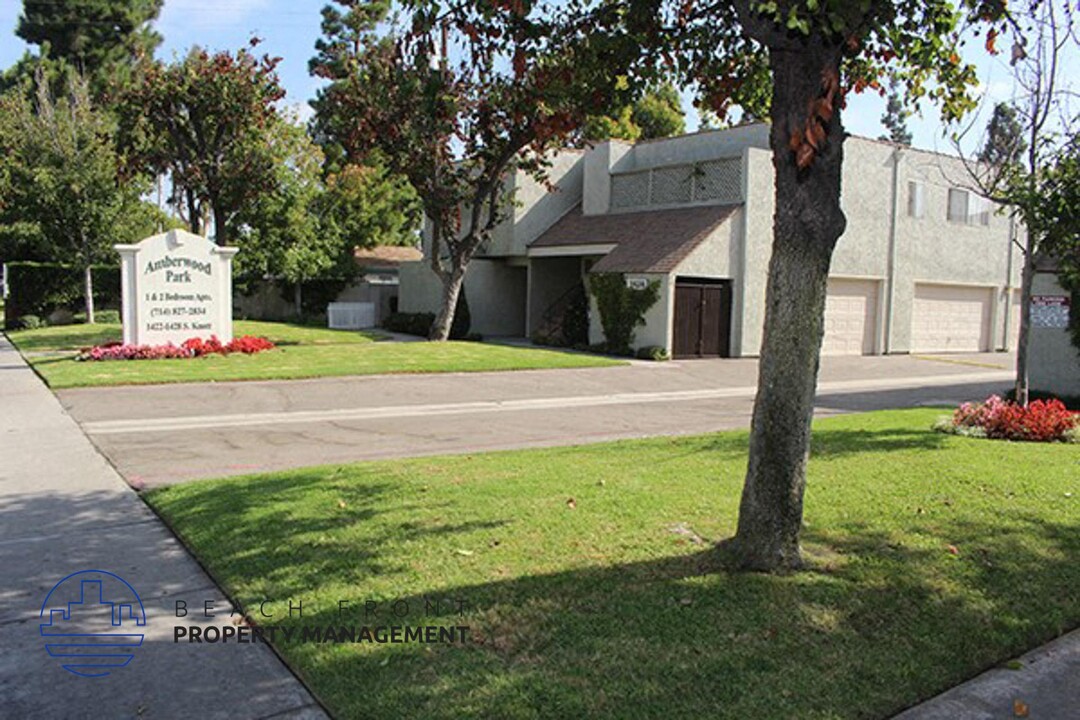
top-left (146, 409), bottom-right (1080, 720)
top-left (5, 320), bottom-right (622, 388)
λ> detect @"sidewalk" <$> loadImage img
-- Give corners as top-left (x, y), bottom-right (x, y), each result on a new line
top-left (0, 335), bottom-right (326, 719)
top-left (894, 629), bottom-right (1080, 719)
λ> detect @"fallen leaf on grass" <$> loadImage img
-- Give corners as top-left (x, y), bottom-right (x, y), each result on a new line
top-left (947, 544), bottom-right (960, 556)
top-left (567, 498), bottom-right (576, 509)
top-left (454, 549), bottom-right (474, 556)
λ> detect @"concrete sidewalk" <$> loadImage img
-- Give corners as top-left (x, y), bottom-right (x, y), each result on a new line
top-left (0, 335), bottom-right (326, 719)
top-left (894, 629), bottom-right (1080, 719)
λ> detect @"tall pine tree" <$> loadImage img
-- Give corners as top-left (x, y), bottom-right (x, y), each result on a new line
top-left (14, 0), bottom-right (164, 96)
top-left (309, 0), bottom-right (392, 172)
top-left (879, 79), bottom-right (913, 145)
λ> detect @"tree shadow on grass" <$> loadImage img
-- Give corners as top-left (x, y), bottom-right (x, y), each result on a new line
top-left (269, 512), bottom-right (1080, 720)
top-left (689, 424), bottom-right (949, 462)
top-left (145, 470), bottom-right (510, 600)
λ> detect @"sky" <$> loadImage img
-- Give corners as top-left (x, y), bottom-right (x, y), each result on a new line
top-left (0, 0), bottom-right (1063, 155)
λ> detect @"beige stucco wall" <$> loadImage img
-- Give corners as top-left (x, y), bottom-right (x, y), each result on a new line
top-left (398, 261), bottom-right (443, 315)
top-left (738, 146), bottom-right (775, 357)
top-left (891, 143), bottom-right (1022, 352)
top-left (612, 124), bottom-right (770, 173)
top-left (1030, 272), bottom-right (1079, 397)
top-left (674, 214), bottom-right (740, 279)
top-left (399, 259), bottom-right (526, 337)
top-left (739, 137), bottom-right (1022, 357)
top-left (485, 151), bottom-right (586, 257)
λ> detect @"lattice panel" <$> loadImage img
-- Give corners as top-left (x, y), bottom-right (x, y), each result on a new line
top-left (651, 167), bottom-right (694, 205)
top-left (694, 159), bottom-right (742, 203)
top-left (611, 171), bottom-right (651, 209)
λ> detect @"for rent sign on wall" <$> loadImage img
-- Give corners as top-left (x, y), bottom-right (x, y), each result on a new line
top-left (115, 230), bottom-right (239, 346)
top-left (1031, 295), bottom-right (1070, 330)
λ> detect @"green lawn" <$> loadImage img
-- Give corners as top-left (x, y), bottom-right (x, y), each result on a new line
top-left (6, 321), bottom-right (622, 388)
top-left (146, 409), bottom-right (1080, 720)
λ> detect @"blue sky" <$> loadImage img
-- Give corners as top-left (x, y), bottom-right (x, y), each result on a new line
top-left (0, 0), bottom-right (1050, 154)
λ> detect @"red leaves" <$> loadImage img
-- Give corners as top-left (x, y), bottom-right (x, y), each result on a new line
top-left (790, 67), bottom-right (842, 170)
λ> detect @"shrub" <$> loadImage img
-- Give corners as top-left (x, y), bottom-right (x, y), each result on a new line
top-left (94, 310), bottom-right (121, 324)
top-left (3, 262), bottom-right (121, 329)
top-left (588, 273), bottom-right (660, 355)
top-left (636, 345), bottom-right (670, 361)
top-left (18, 315), bottom-right (45, 330)
top-left (382, 312), bottom-right (435, 337)
top-left (938, 395), bottom-right (1079, 443)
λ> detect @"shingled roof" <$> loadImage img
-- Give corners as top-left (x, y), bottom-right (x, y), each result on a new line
top-left (354, 245), bottom-right (423, 269)
top-left (530, 204), bottom-right (738, 274)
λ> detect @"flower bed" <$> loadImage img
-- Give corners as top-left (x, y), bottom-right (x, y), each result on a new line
top-left (79, 335), bottom-right (275, 362)
top-left (934, 395), bottom-right (1080, 443)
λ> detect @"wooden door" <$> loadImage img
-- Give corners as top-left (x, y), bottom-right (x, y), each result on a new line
top-left (674, 280), bottom-right (732, 359)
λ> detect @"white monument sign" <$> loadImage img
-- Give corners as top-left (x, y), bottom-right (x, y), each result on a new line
top-left (114, 230), bottom-right (239, 346)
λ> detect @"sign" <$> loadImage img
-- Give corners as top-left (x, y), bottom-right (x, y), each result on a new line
top-left (115, 230), bottom-right (239, 346)
top-left (626, 277), bottom-right (650, 291)
top-left (1031, 295), bottom-right (1070, 329)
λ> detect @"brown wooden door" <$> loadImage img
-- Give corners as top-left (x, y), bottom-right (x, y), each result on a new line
top-left (673, 281), bottom-right (732, 359)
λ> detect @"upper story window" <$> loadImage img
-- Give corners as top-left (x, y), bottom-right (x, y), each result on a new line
top-left (907, 181), bottom-right (925, 218)
top-left (947, 188), bottom-right (990, 226)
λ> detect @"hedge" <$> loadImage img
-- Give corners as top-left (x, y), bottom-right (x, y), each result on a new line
top-left (3, 262), bottom-right (121, 330)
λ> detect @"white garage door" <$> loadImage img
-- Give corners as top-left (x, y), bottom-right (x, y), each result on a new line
top-left (822, 279), bottom-right (879, 356)
top-left (912, 284), bottom-right (992, 353)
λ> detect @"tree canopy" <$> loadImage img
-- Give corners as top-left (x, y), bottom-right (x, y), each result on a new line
top-left (583, 82), bottom-right (686, 142)
top-left (10, 0), bottom-right (164, 97)
top-left (119, 43), bottom-right (286, 245)
top-left (316, 0), bottom-right (641, 339)
top-left (0, 74), bottom-right (148, 320)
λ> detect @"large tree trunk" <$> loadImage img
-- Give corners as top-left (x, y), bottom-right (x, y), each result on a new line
top-left (1014, 228), bottom-right (1036, 405)
top-left (429, 269), bottom-right (465, 341)
top-left (213, 203), bottom-right (229, 247)
top-left (722, 44), bottom-right (847, 572)
top-left (186, 187), bottom-right (202, 236)
top-left (83, 264), bottom-right (96, 325)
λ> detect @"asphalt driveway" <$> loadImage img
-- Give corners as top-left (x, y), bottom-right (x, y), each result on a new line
top-left (57, 352), bottom-right (1016, 487)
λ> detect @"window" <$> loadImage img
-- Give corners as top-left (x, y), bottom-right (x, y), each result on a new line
top-left (907, 181), bottom-right (925, 218)
top-left (947, 188), bottom-right (969, 223)
top-left (947, 188), bottom-right (992, 226)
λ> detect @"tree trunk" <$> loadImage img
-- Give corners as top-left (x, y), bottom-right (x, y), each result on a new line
top-left (186, 187), bottom-right (201, 236)
top-left (213, 203), bottom-right (229, 247)
top-left (1014, 228), bottom-right (1036, 406)
top-left (429, 269), bottom-right (465, 341)
top-left (722, 44), bottom-right (847, 572)
top-left (294, 283), bottom-right (304, 320)
top-left (83, 264), bottom-right (96, 325)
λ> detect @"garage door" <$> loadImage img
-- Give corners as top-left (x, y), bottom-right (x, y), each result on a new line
top-left (822, 279), bottom-right (879, 356)
top-left (912, 284), bottom-right (992, 353)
